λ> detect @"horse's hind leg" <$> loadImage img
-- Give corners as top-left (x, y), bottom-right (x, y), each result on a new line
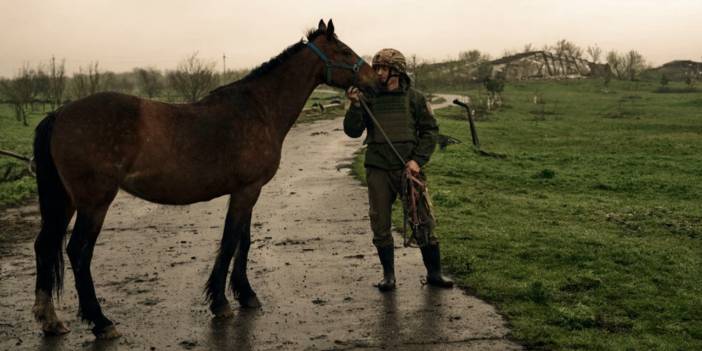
top-left (33, 203), bottom-right (74, 335)
top-left (66, 204), bottom-right (119, 339)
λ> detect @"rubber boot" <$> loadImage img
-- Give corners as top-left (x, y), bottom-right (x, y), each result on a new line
top-left (375, 245), bottom-right (396, 291)
top-left (420, 244), bottom-right (454, 288)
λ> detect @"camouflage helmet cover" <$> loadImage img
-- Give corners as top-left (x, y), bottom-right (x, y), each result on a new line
top-left (372, 48), bottom-right (407, 75)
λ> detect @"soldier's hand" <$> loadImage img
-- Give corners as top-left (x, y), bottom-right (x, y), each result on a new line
top-left (406, 160), bottom-right (420, 175)
top-left (346, 86), bottom-right (363, 106)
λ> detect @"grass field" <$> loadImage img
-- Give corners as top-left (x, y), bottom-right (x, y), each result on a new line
top-left (0, 104), bottom-right (45, 208)
top-left (353, 79), bottom-right (701, 350)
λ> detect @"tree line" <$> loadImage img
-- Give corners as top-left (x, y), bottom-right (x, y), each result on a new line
top-left (0, 52), bottom-right (249, 125)
top-left (0, 41), bottom-right (661, 125)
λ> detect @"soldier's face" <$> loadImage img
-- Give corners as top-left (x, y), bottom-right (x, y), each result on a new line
top-left (374, 65), bottom-right (390, 84)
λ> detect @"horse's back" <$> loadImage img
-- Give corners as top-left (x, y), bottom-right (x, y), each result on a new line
top-left (51, 92), bottom-right (145, 206)
top-left (50, 91), bottom-right (282, 206)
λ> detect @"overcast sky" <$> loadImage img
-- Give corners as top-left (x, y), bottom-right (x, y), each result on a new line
top-left (1, 0), bottom-right (700, 77)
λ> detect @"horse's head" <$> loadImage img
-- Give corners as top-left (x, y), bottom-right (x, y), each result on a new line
top-left (306, 19), bottom-right (378, 94)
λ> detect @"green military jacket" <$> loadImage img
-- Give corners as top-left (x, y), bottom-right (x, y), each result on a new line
top-left (343, 86), bottom-right (438, 170)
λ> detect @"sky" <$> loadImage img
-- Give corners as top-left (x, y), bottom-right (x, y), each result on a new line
top-left (1, 0), bottom-right (701, 77)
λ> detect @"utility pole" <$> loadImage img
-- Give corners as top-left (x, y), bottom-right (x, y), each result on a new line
top-left (222, 54), bottom-right (227, 74)
top-left (411, 54), bottom-right (418, 88)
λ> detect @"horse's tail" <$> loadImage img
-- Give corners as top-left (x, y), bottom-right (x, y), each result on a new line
top-left (33, 110), bottom-right (71, 297)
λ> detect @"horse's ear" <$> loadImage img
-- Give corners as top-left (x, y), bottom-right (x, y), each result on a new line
top-left (318, 19), bottom-right (327, 32)
top-left (327, 19), bottom-right (335, 35)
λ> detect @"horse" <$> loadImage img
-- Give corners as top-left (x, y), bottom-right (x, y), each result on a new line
top-left (31, 19), bottom-right (377, 339)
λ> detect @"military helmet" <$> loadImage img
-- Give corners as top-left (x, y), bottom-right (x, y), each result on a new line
top-left (372, 48), bottom-right (407, 75)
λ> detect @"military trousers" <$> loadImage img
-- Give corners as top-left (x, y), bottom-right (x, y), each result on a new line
top-left (366, 167), bottom-right (438, 248)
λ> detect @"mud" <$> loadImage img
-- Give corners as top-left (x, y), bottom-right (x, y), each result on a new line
top-left (0, 110), bottom-right (519, 350)
top-left (0, 203), bottom-right (40, 249)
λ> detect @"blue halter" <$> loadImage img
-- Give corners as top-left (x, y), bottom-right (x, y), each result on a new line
top-left (307, 41), bottom-right (365, 86)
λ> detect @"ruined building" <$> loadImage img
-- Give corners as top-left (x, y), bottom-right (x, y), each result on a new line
top-left (490, 51), bottom-right (611, 80)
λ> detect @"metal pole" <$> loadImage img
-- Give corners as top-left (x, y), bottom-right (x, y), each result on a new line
top-left (452, 99), bottom-right (480, 148)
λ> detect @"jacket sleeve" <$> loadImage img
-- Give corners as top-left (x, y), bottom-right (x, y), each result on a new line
top-left (343, 103), bottom-right (367, 138)
top-left (410, 92), bottom-right (438, 166)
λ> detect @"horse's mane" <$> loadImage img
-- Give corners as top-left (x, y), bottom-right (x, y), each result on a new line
top-left (205, 27), bottom-right (336, 98)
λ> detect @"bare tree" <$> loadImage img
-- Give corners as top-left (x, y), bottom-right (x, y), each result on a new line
top-left (408, 54), bottom-right (419, 86)
top-left (86, 62), bottom-right (101, 95)
top-left (523, 43), bottom-right (534, 53)
top-left (47, 56), bottom-right (66, 109)
top-left (553, 39), bottom-right (583, 58)
top-left (30, 66), bottom-right (49, 111)
top-left (459, 50), bottom-right (484, 63)
top-left (0, 65), bottom-right (35, 125)
top-left (101, 71), bottom-right (134, 93)
top-left (167, 52), bottom-right (218, 103)
top-left (71, 61), bottom-right (101, 99)
top-left (71, 72), bottom-right (90, 100)
top-left (623, 50), bottom-right (646, 81)
top-left (134, 67), bottom-right (163, 98)
top-left (587, 45), bottom-right (602, 63)
top-left (606, 51), bottom-right (625, 79)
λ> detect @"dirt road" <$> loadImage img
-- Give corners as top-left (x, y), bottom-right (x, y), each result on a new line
top-left (0, 113), bottom-right (519, 350)
top-left (430, 94), bottom-right (466, 110)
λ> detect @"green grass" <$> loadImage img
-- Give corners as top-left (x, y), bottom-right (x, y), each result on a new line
top-left (0, 104), bottom-right (46, 208)
top-left (354, 79), bottom-right (701, 350)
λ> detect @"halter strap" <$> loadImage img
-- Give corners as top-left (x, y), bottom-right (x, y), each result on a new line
top-left (307, 41), bottom-right (365, 85)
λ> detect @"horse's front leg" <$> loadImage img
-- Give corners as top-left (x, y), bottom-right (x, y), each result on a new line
top-left (204, 199), bottom-right (241, 318)
top-left (205, 185), bottom-right (262, 316)
top-left (228, 185), bottom-right (263, 309)
top-left (231, 210), bottom-right (260, 308)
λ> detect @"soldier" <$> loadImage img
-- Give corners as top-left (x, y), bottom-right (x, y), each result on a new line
top-left (344, 48), bottom-right (454, 291)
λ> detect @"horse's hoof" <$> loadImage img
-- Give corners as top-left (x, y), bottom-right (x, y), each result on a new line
top-left (33, 291), bottom-right (69, 336)
top-left (212, 304), bottom-right (234, 319)
top-left (238, 294), bottom-right (262, 309)
top-left (94, 325), bottom-right (122, 340)
top-left (42, 320), bottom-right (70, 336)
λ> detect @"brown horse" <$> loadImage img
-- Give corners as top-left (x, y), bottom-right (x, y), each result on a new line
top-left (32, 19), bottom-right (377, 339)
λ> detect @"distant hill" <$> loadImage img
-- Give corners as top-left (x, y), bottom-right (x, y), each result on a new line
top-left (642, 60), bottom-right (702, 81)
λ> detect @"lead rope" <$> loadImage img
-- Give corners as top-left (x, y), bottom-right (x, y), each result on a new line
top-left (359, 99), bottom-right (406, 165)
top-left (359, 98), bottom-right (430, 247)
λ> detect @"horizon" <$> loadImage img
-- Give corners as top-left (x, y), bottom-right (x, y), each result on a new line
top-left (1, 0), bottom-right (701, 77)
